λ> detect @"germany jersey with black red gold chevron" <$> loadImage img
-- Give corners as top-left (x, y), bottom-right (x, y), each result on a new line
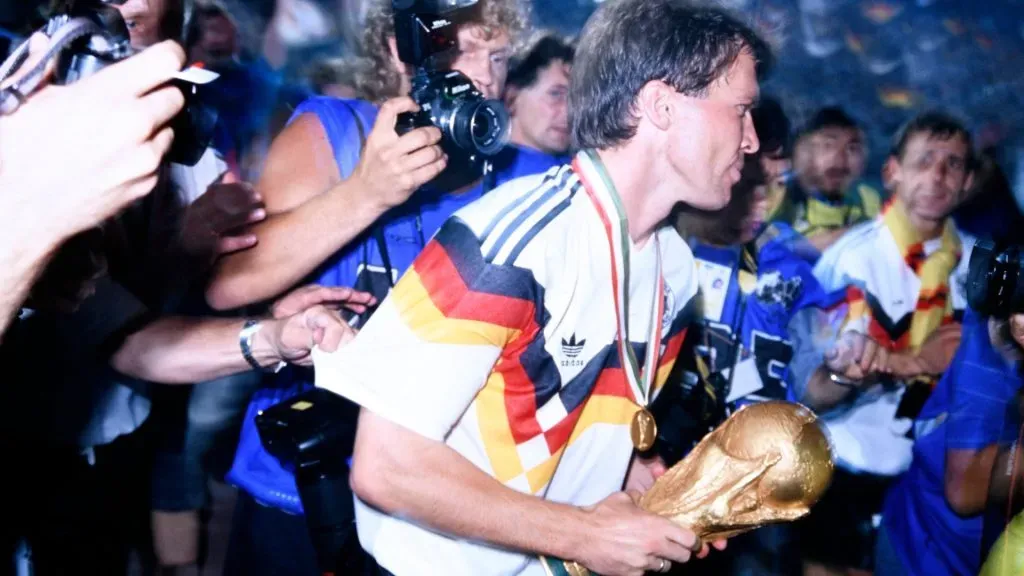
top-left (313, 154), bottom-right (699, 576)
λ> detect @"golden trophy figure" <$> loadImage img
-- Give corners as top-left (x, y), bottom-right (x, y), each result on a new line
top-left (542, 401), bottom-right (834, 576)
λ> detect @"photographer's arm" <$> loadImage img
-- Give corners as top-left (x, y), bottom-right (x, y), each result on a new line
top-left (111, 303), bottom-right (353, 384)
top-left (946, 445), bottom-right (1004, 517)
top-left (0, 41), bottom-right (186, 333)
top-left (886, 323), bottom-right (962, 379)
top-left (206, 98), bottom-right (445, 311)
top-left (0, 225), bottom-right (58, 335)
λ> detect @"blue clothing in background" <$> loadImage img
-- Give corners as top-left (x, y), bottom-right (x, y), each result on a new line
top-left (226, 96), bottom-right (564, 514)
top-left (882, 308), bottom-right (1023, 576)
top-left (690, 223), bottom-right (845, 409)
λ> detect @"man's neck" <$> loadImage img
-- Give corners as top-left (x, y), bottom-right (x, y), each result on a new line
top-left (909, 214), bottom-right (946, 242)
top-left (796, 176), bottom-right (844, 204)
top-left (594, 146), bottom-right (671, 246)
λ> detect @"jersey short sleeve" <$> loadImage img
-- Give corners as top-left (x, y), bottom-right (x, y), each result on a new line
top-left (946, 310), bottom-right (1023, 451)
top-left (313, 217), bottom-right (537, 441)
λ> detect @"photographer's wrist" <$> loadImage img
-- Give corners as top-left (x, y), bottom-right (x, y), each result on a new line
top-left (242, 319), bottom-right (287, 371)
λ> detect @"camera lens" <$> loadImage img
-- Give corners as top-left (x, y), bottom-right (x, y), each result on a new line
top-left (450, 99), bottom-right (510, 156)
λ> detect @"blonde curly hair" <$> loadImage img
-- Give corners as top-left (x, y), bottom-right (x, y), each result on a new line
top-left (354, 0), bottom-right (530, 103)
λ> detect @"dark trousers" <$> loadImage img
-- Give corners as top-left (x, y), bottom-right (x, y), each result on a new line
top-left (797, 468), bottom-right (892, 570)
top-left (0, 429), bottom-right (155, 576)
top-left (225, 491), bottom-right (382, 576)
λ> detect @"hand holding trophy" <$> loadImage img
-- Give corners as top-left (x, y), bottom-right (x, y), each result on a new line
top-left (544, 401), bottom-right (834, 576)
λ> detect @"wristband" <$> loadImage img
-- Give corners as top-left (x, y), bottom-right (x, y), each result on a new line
top-left (240, 319), bottom-right (286, 374)
top-left (828, 371), bottom-right (860, 388)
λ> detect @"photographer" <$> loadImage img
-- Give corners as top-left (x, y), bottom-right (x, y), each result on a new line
top-left (1, 270), bottom-right (367, 574)
top-left (205, 0), bottom-right (535, 311)
top-left (874, 305), bottom-right (1024, 576)
top-left (216, 1), bottom-right (568, 574)
top-left (313, 0), bottom-right (767, 573)
top-left (0, 35), bottom-right (186, 335)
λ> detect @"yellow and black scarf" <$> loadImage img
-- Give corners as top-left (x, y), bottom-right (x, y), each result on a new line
top-left (846, 198), bottom-right (960, 353)
top-left (771, 182), bottom-right (883, 239)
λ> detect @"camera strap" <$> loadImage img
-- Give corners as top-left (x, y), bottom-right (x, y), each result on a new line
top-left (0, 16), bottom-right (102, 115)
top-left (339, 99), bottom-right (398, 289)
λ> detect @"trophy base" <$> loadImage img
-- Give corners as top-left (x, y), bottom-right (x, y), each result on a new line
top-left (540, 556), bottom-right (592, 576)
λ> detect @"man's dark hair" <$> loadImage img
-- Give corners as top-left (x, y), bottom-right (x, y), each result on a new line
top-left (569, 0), bottom-right (772, 151)
top-left (751, 96), bottom-right (790, 156)
top-left (889, 110), bottom-right (973, 164)
top-left (507, 33), bottom-right (575, 90)
top-left (800, 106), bottom-right (860, 137)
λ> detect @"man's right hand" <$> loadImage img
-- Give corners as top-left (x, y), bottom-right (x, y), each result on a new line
top-left (349, 97), bottom-right (448, 211)
top-left (0, 38), bottom-right (186, 239)
top-left (823, 330), bottom-right (890, 384)
top-left (574, 492), bottom-right (699, 576)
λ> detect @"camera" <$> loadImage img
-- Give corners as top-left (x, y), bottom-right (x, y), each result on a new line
top-left (256, 387), bottom-right (369, 573)
top-left (392, 0), bottom-right (510, 190)
top-left (966, 240), bottom-right (1024, 317)
top-left (44, 0), bottom-right (216, 166)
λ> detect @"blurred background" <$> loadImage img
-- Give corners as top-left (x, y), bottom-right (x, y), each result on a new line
top-left (3, 0), bottom-right (1022, 186)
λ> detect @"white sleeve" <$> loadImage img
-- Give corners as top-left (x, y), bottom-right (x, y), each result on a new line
top-left (313, 219), bottom-right (531, 441)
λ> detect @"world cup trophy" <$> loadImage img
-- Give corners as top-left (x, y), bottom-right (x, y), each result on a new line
top-left (542, 401), bottom-right (835, 576)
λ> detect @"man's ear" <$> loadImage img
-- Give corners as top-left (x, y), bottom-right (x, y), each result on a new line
top-left (636, 80), bottom-right (674, 132)
top-left (883, 155), bottom-right (900, 191)
top-left (962, 169), bottom-right (976, 198)
top-left (504, 85), bottom-right (520, 115)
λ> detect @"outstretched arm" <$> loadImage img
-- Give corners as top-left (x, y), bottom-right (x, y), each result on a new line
top-left (206, 98), bottom-right (446, 310)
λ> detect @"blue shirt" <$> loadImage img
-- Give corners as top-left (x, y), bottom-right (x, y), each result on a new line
top-left (690, 223), bottom-right (844, 408)
top-left (226, 96), bottom-right (564, 514)
top-left (883, 308), bottom-right (1023, 576)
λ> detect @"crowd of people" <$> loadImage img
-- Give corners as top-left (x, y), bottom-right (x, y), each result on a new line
top-left (3, 0), bottom-right (1024, 575)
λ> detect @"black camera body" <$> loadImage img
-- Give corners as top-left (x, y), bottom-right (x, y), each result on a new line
top-left (256, 387), bottom-right (367, 573)
top-left (50, 0), bottom-right (217, 166)
top-left (967, 240), bottom-right (1024, 317)
top-left (392, 0), bottom-right (510, 190)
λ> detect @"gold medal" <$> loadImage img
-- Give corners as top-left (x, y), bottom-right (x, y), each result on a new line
top-left (630, 408), bottom-right (657, 451)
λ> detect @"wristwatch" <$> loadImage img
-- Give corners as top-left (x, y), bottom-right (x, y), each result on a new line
top-left (828, 371), bottom-right (860, 388)
top-left (239, 319), bottom-right (286, 374)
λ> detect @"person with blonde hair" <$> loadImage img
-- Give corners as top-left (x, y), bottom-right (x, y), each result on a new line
top-left (215, 1), bottom-right (570, 574)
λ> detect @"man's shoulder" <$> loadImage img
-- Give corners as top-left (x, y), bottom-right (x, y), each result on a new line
top-left (492, 145), bottom-right (567, 186)
top-left (453, 164), bottom-right (578, 246)
top-left (813, 218), bottom-right (885, 285)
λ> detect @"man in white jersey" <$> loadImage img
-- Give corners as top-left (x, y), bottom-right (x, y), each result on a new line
top-left (313, 1), bottom-right (768, 574)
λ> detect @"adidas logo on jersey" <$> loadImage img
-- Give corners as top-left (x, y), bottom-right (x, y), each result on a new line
top-left (561, 334), bottom-right (586, 367)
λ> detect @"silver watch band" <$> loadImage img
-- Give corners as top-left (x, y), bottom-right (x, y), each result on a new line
top-left (239, 319), bottom-right (286, 374)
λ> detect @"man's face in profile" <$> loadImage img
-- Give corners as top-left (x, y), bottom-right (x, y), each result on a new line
top-left (664, 49), bottom-right (761, 211)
